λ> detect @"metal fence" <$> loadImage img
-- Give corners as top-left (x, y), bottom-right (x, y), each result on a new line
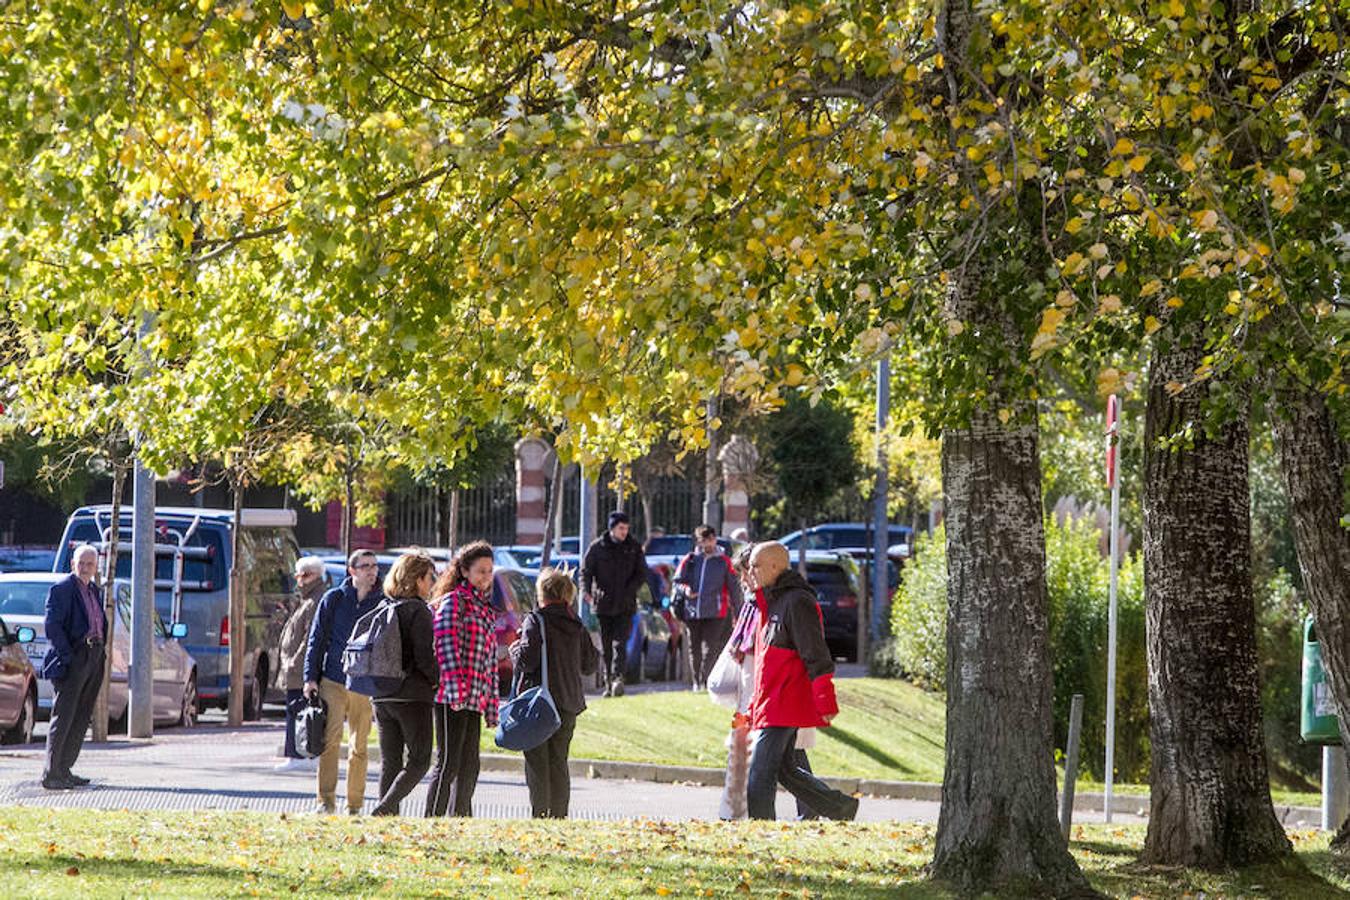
top-left (385, 464), bottom-right (518, 548)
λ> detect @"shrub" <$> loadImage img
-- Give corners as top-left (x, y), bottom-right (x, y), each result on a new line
top-left (887, 525), bottom-right (948, 689)
top-left (887, 517), bottom-right (1150, 781)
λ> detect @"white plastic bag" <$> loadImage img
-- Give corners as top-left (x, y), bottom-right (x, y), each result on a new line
top-left (706, 648), bottom-right (741, 708)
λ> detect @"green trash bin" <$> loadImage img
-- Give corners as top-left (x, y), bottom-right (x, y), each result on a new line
top-left (1302, 616), bottom-right (1342, 745)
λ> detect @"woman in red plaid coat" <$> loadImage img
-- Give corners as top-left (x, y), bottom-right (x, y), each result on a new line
top-left (425, 540), bottom-right (499, 817)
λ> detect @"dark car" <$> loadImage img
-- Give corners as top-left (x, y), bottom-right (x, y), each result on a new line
top-left (0, 614), bottom-right (38, 744)
top-left (795, 551), bottom-right (866, 662)
top-left (0, 546), bottom-right (58, 574)
top-left (779, 522), bottom-right (915, 557)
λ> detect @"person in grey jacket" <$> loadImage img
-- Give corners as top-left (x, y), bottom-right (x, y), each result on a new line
top-left (674, 525), bottom-right (742, 691)
top-left (509, 568), bottom-right (599, 818)
top-left (371, 551), bottom-right (439, 817)
top-left (275, 556), bottom-right (326, 772)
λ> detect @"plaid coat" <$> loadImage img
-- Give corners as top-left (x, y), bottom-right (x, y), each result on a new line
top-left (433, 582), bottom-right (499, 726)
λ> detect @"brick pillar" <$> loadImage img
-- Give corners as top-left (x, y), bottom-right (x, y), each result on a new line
top-left (718, 433), bottom-right (759, 539)
top-left (515, 438), bottom-right (555, 545)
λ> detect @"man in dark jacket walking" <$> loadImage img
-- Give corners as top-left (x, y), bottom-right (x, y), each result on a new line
top-left (674, 525), bottom-right (741, 691)
top-left (303, 549), bottom-right (384, 815)
top-left (745, 541), bottom-right (859, 821)
top-left (580, 511), bottom-right (647, 697)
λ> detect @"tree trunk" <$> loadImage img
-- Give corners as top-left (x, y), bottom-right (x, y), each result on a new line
top-left (541, 452), bottom-right (563, 569)
top-left (92, 461), bottom-right (127, 742)
top-left (1140, 340), bottom-right (1290, 867)
top-left (227, 476), bottom-right (246, 727)
top-left (1270, 386), bottom-right (1350, 848)
top-left (448, 488), bottom-right (460, 554)
top-left (931, 407), bottom-right (1090, 896)
top-left (341, 469), bottom-right (354, 559)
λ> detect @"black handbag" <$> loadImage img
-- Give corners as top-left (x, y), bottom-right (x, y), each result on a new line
top-left (294, 694), bottom-right (328, 759)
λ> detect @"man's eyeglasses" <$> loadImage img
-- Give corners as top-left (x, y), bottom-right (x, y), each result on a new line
top-left (351, 563), bottom-right (379, 571)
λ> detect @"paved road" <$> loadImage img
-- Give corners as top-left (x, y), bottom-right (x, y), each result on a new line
top-left (0, 715), bottom-right (1157, 825)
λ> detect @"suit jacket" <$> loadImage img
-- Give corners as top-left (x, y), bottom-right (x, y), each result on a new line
top-left (43, 574), bottom-right (107, 681)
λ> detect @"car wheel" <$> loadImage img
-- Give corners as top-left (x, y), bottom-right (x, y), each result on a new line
top-left (178, 672), bottom-right (198, 728)
top-left (1, 687), bottom-right (35, 745)
top-left (243, 660), bottom-right (266, 721)
top-left (109, 703), bottom-right (128, 735)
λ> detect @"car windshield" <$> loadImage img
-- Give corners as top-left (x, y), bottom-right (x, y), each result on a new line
top-left (58, 519), bottom-right (227, 589)
top-left (0, 547), bottom-right (57, 572)
top-left (645, 536), bottom-right (694, 556)
top-left (0, 581), bottom-right (52, 617)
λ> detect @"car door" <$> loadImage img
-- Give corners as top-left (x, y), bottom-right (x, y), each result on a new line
top-left (152, 611), bottom-right (179, 720)
top-left (0, 618), bottom-right (20, 721)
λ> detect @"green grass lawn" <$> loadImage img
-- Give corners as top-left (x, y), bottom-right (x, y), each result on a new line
top-left (452, 677), bottom-right (1319, 808)
top-left (1, 808), bottom-right (1347, 897)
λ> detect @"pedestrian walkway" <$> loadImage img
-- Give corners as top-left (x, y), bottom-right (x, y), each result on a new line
top-left (0, 722), bottom-right (947, 822)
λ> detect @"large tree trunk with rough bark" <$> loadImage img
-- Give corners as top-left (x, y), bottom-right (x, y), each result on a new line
top-left (933, 405), bottom-right (1091, 896)
top-left (1271, 386), bottom-right (1350, 847)
top-left (1141, 339), bottom-right (1290, 867)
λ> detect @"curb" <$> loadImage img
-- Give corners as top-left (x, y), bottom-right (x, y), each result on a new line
top-left (336, 749), bottom-right (1321, 827)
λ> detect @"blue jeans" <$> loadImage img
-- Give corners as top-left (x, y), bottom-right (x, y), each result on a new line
top-left (283, 689), bottom-right (305, 758)
top-left (747, 726), bottom-right (856, 821)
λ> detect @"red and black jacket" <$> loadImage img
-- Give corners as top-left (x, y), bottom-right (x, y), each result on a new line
top-left (750, 569), bottom-right (839, 730)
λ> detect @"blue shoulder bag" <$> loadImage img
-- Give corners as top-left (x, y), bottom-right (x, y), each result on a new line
top-left (495, 612), bottom-right (562, 752)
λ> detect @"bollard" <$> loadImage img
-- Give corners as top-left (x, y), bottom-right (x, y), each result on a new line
top-left (1323, 745), bottom-right (1349, 832)
top-left (1060, 693), bottom-right (1084, 841)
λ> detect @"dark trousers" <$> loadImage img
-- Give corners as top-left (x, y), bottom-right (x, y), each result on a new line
top-left (687, 617), bottom-right (728, 686)
top-left (598, 613), bottom-right (632, 683)
top-left (283, 688), bottom-right (304, 758)
top-left (373, 700), bottom-right (434, 816)
top-left (747, 726), bottom-right (856, 821)
top-left (523, 711), bottom-right (577, 818)
top-left (44, 644), bottom-right (104, 782)
top-left (425, 705), bottom-right (481, 817)
top-left (794, 750), bottom-right (819, 820)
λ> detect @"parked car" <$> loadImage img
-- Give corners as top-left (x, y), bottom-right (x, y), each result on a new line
top-left (486, 567), bottom-right (539, 696)
top-left (54, 505), bottom-right (299, 719)
top-left (779, 522), bottom-right (915, 558)
top-left (0, 612), bottom-right (38, 744)
top-left (788, 551), bottom-right (866, 662)
top-left (0, 546), bottom-right (58, 574)
top-left (0, 573), bottom-right (197, 729)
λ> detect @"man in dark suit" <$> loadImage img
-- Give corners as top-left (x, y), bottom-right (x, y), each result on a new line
top-left (42, 543), bottom-right (107, 790)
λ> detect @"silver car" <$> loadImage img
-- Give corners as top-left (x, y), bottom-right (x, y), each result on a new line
top-left (0, 573), bottom-right (198, 729)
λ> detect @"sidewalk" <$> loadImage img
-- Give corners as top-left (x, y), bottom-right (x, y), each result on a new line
top-left (0, 719), bottom-right (1316, 828)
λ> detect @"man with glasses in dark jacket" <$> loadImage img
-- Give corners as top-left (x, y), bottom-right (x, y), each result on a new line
top-left (580, 511), bottom-right (647, 698)
top-left (303, 549), bottom-right (384, 815)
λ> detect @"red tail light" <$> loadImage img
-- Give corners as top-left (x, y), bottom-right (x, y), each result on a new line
top-left (836, 594), bottom-right (858, 609)
top-left (220, 616), bottom-right (229, 646)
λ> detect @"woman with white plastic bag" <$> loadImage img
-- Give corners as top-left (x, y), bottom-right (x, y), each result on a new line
top-left (714, 545), bottom-right (820, 820)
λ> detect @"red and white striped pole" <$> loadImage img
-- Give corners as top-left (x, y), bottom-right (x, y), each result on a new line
top-left (1104, 394), bottom-right (1122, 823)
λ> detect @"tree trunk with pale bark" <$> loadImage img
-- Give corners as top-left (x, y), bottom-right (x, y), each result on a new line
top-left (1141, 339), bottom-right (1290, 867)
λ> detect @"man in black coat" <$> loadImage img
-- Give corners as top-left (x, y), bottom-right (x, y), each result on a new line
top-left (41, 544), bottom-right (108, 790)
top-left (580, 511), bottom-right (647, 697)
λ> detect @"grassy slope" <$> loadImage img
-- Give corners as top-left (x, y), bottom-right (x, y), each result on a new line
top-left (462, 677), bottom-right (1319, 807)
top-left (1, 808), bottom-right (1347, 898)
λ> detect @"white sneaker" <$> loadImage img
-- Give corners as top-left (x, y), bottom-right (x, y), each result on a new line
top-left (274, 757), bottom-right (317, 773)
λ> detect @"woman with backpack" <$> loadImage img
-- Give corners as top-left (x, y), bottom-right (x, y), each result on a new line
top-left (369, 550), bottom-right (439, 817)
top-left (509, 567), bottom-right (600, 818)
top-left (425, 540), bottom-right (498, 817)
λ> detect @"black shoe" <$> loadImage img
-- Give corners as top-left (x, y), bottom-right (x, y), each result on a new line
top-left (66, 774), bottom-right (91, 786)
top-left (838, 795), bottom-right (860, 822)
top-left (41, 776), bottom-right (75, 791)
